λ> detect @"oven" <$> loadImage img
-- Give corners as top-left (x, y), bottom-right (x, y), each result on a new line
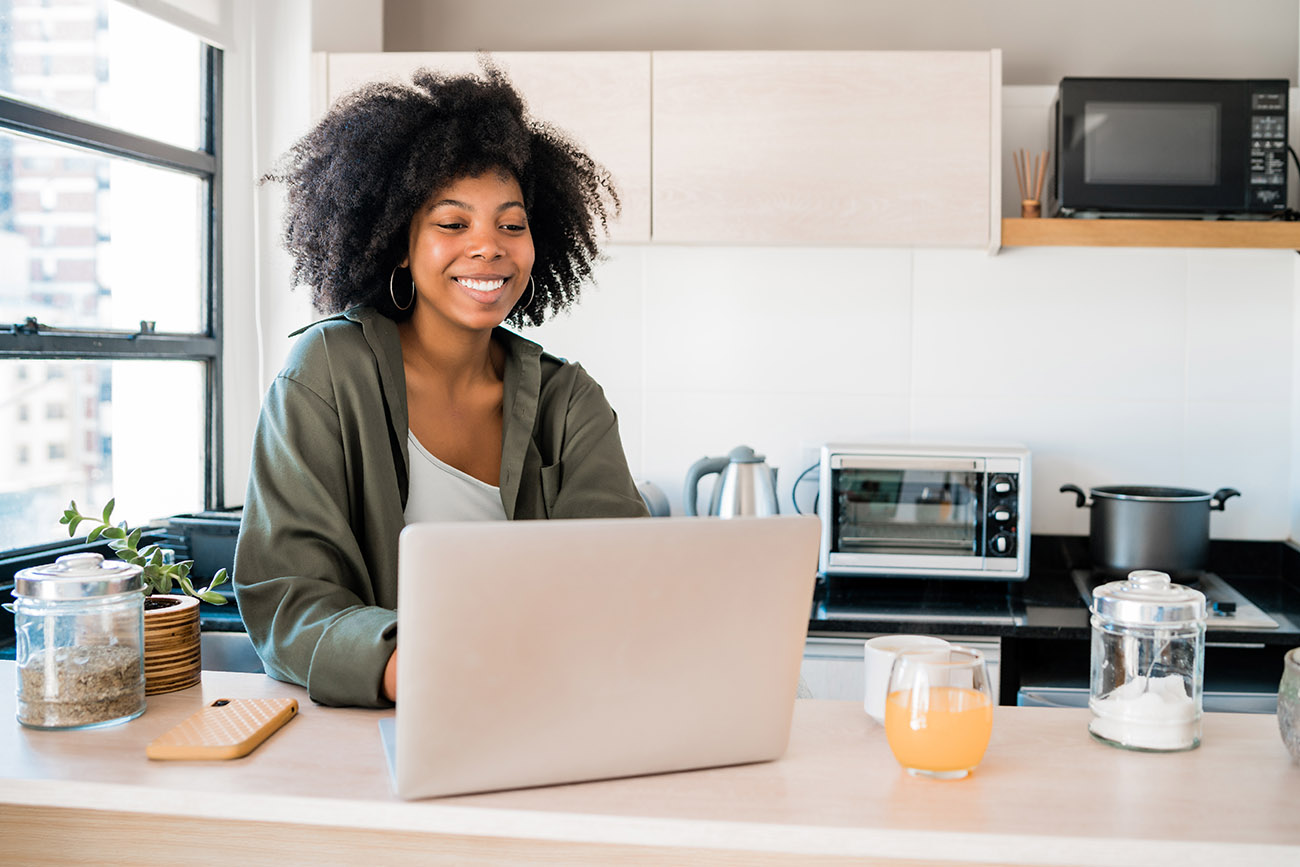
top-left (819, 444), bottom-right (1031, 580)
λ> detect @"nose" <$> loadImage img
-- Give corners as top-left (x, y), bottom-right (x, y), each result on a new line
top-left (466, 223), bottom-right (503, 260)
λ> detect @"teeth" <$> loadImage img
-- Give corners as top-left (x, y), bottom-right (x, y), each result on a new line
top-left (457, 277), bottom-right (505, 292)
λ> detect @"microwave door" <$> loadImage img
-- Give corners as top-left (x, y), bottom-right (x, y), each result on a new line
top-left (1056, 78), bottom-right (1252, 214)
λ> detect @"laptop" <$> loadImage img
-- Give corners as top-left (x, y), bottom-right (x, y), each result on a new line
top-left (380, 514), bottom-right (820, 799)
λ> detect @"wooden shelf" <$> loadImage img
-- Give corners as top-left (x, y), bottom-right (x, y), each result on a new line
top-left (1001, 217), bottom-right (1300, 250)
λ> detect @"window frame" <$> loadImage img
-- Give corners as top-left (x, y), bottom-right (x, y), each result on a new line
top-left (0, 43), bottom-right (226, 546)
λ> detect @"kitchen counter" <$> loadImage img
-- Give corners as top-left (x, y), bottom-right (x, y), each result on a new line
top-left (1, 663), bottom-right (1297, 866)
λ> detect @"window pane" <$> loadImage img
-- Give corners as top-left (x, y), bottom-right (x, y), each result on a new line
top-left (0, 358), bottom-right (205, 551)
top-left (0, 0), bottom-right (203, 150)
top-left (0, 130), bottom-right (204, 332)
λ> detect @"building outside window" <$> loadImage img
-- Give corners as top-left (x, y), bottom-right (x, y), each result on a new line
top-left (0, 0), bottom-right (223, 555)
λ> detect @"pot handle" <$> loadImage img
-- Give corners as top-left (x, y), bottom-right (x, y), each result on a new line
top-left (1059, 484), bottom-right (1089, 508)
top-left (1210, 488), bottom-right (1241, 511)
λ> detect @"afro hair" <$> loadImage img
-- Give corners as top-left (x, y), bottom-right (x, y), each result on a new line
top-left (262, 60), bottom-right (620, 327)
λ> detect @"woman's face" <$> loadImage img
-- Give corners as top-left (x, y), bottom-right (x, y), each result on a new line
top-left (402, 169), bottom-right (534, 334)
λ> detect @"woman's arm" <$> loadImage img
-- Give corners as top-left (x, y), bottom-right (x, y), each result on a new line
top-left (543, 362), bottom-right (650, 520)
top-left (234, 371), bottom-right (398, 708)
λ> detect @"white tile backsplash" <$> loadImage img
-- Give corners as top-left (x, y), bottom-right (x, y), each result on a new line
top-left (641, 246), bottom-right (913, 395)
top-left (1185, 249), bottom-right (1294, 402)
top-left (1184, 399), bottom-right (1292, 540)
top-left (528, 242), bottom-right (1295, 541)
top-left (913, 247), bottom-right (1188, 400)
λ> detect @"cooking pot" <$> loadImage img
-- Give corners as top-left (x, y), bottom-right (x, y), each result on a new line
top-left (1060, 484), bottom-right (1240, 575)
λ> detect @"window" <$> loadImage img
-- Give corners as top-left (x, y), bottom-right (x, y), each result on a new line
top-left (0, 1), bottom-right (223, 553)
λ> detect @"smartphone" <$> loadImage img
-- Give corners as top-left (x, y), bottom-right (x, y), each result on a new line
top-left (146, 697), bottom-right (298, 761)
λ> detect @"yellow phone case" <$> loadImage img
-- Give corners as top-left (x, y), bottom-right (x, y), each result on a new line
top-left (146, 697), bottom-right (298, 761)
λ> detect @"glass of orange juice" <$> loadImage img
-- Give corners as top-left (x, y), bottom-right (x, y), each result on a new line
top-left (884, 645), bottom-right (993, 780)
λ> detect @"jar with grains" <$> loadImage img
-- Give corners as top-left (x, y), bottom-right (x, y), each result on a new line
top-left (1089, 570), bottom-right (1206, 752)
top-left (1279, 647), bottom-right (1300, 761)
top-left (12, 553), bottom-right (146, 730)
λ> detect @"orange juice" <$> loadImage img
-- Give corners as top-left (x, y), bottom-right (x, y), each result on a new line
top-left (884, 686), bottom-right (993, 773)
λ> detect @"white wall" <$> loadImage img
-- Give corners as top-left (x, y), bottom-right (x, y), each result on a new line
top-left (382, 0), bottom-right (1299, 86)
top-left (221, 0), bottom-right (315, 508)
top-left (521, 243), bottom-right (1295, 540)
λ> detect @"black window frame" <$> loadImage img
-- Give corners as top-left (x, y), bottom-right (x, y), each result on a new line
top-left (0, 42), bottom-right (224, 587)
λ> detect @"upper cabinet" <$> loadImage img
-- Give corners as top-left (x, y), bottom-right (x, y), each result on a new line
top-left (315, 52), bottom-right (653, 243)
top-left (651, 51), bottom-right (1001, 249)
top-left (313, 50), bottom-right (1003, 249)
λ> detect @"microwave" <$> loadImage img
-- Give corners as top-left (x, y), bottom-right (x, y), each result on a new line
top-left (818, 444), bottom-right (1031, 581)
top-left (1052, 77), bottom-right (1289, 218)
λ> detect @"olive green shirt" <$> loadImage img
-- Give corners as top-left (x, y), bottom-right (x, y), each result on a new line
top-left (233, 306), bottom-right (648, 707)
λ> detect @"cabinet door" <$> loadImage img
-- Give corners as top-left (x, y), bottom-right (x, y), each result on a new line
top-left (317, 52), bottom-right (652, 242)
top-left (652, 51), bottom-right (999, 247)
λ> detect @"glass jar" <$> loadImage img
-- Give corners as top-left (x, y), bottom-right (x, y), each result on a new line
top-left (1088, 569), bottom-right (1206, 752)
top-left (1279, 647), bottom-right (1300, 762)
top-left (12, 553), bottom-right (146, 730)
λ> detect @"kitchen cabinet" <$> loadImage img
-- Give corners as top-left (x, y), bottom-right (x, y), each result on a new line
top-left (803, 635), bottom-right (1002, 704)
top-left (313, 52), bottom-right (652, 242)
top-left (651, 51), bottom-right (1001, 249)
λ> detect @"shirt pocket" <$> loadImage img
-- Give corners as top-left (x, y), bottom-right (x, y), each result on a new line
top-left (539, 462), bottom-right (563, 516)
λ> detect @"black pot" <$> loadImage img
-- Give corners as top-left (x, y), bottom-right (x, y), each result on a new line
top-left (1060, 484), bottom-right (1241, 575)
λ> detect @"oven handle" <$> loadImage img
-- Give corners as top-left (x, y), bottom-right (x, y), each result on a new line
top-left (832, 456), bottom-right (983, 472)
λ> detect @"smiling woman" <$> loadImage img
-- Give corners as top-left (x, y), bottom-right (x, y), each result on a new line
top-left (234, 62), bottom-right (649, 709)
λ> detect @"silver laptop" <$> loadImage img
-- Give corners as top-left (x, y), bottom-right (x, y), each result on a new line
top-left (381, 514), bottom-right (820, 799)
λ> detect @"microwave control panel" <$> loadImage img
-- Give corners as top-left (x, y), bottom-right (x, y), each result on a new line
top-left (1248, 87), bottom-right (1288, 209)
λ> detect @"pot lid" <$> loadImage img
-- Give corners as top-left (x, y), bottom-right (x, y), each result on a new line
top-left (1092, 570), bottom-right (1206, 626)
top-left (13, 552), bottom-right (143, 600)
top-left (1090, 486), bottom-right (1211, 502)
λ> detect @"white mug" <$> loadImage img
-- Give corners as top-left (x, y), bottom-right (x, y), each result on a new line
top-left (863, 634), bottom-right (950, 723)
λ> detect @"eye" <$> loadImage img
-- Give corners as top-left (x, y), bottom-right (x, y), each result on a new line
top-left (436, 222), bottom-right (466, 230)
top-left (500, 222), bottom-right (527, 232)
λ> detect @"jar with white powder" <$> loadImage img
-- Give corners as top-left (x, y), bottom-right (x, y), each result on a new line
top-left (1089, 570), bottom-right (1206, 751)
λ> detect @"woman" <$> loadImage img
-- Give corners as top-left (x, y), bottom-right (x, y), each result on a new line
top-left (233, 65), bottom-right (648, 709)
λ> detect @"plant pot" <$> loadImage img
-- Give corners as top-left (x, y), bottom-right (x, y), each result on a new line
top-left (143, 594), bottom-right (201, 695)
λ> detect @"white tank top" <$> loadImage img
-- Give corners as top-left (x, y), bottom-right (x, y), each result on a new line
top-left (403, 431), bottom-right (507, 524)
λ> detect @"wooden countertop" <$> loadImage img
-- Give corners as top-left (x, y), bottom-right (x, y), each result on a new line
top-left (0, 663), bottom-right (1297, 866)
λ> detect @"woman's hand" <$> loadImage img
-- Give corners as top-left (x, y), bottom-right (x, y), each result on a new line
top-left (383, 648), bottom-right (398, 702)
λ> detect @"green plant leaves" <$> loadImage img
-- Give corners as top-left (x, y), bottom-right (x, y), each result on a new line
top-left (55, 498), bottom-right (228, 605)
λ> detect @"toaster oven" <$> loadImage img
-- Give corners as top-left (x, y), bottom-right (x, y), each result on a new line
top-left (818, 444), bottom-right (1031, 580)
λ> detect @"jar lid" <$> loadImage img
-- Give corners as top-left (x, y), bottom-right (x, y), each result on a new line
top-left (13, 553), bottom-right (143, 600)
top-left (1092, 570), bottom-right (1206, 626)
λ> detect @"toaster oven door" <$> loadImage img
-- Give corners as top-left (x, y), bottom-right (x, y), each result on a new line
top-left (827, 457), bottom-right (987, 573)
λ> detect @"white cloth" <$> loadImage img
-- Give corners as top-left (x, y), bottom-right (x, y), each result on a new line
top-left (403, 431), bottom-right (507, 524)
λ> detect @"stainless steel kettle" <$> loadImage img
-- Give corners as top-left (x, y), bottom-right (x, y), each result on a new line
top-left (683, 445), bottom-right (779, 518)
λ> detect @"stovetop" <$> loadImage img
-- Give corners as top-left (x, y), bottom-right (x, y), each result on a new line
top-left (1069, 569), bottom-right (1280, 631)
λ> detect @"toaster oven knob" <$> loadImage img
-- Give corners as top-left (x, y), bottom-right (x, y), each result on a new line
top-left (989, 532), bottom-right (1016, 556)
top-left (991, 475), bottom-right (1016, 495)
top-left (992, 508), bottom-right (1013, 523)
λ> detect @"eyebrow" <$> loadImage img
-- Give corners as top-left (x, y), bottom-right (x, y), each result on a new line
top-left (428, 198), bottom-right (526, 212)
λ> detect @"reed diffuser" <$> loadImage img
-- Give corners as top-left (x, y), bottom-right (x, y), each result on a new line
top-left (1014, 148), bottom-right (1049, 218)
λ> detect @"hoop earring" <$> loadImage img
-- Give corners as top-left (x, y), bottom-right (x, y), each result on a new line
top-left (518, 276), bottom-right (535, 311)
top-left (389, 266), bottom-right (414, 312)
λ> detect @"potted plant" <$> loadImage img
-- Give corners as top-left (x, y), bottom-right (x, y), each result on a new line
top-left (61, 499), bottom-right (229, 695)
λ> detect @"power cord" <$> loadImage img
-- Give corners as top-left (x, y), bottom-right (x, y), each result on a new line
top-left (790, 462), bottom-right (820, 515)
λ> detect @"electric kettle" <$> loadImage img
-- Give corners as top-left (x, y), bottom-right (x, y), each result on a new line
top-left (683, 445), bottom-right (779, 518)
